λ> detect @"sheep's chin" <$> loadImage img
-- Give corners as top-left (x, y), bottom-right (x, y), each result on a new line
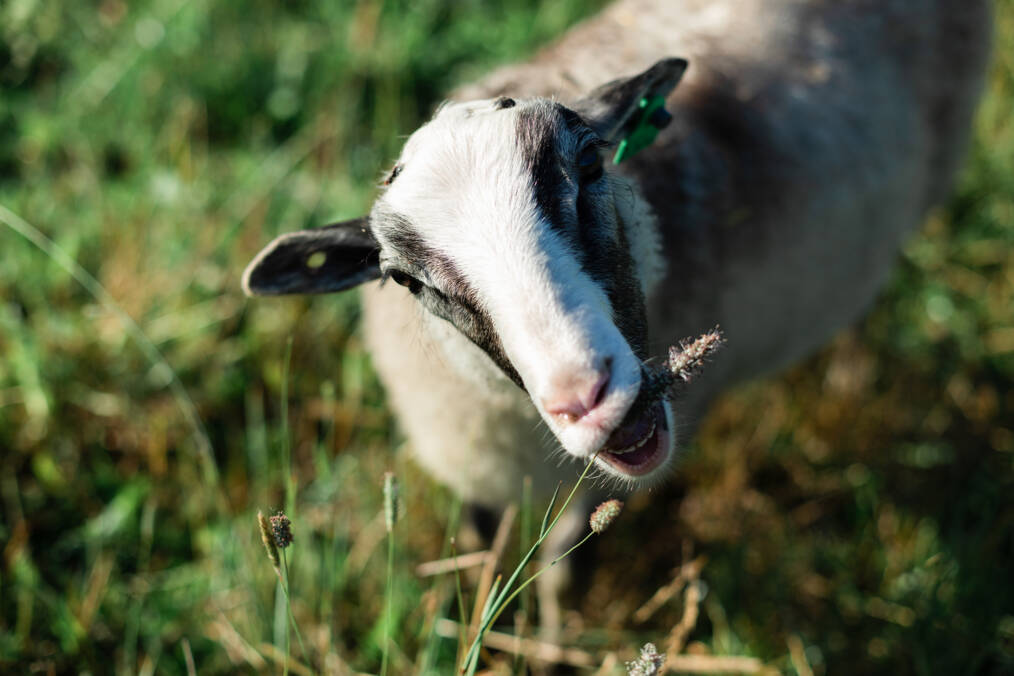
top-left (595, 400), bottom-right (676, 482)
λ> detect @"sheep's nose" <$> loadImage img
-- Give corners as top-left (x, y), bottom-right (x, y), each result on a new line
top-left (541, 358), bottom-right (612, 423)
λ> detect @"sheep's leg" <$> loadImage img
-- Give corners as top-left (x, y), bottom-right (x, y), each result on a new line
top-left (462, 502), bottom-right (501, 549)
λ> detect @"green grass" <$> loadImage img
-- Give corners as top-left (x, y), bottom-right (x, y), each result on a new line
top-left (1, 1), bottom-right (1013, 674)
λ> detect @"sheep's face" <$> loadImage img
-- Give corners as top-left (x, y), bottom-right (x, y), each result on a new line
top-left (243, 59), bottom-right (687, 485)
top-left (372, 98), bottom-right (674, 481)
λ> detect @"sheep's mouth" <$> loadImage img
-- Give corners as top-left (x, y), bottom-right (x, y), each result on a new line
top-left (598, 400), bottom-right (672, 477)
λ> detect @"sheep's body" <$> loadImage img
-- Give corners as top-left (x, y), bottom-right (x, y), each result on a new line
top-left (360, 0), bottom-right (991, 507)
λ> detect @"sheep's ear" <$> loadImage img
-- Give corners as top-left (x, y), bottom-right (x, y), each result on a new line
top-left (574, 57), bottom-right (688, 142)
top-left (242, 217), bottom-right (381, 296)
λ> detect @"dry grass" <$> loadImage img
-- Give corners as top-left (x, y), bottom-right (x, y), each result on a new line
top-left (1, 0), bottom-right (1013, 674)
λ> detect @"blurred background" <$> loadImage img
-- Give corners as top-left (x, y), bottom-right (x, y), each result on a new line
top-left (1, 1), bottom-right (1012, 674)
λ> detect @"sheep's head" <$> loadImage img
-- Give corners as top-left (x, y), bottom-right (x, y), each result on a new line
top-left (243, 58), bottom-right (687, 484)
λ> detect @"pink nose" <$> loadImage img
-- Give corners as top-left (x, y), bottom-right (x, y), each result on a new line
top-left (541, 359), bottom-right (612, 423)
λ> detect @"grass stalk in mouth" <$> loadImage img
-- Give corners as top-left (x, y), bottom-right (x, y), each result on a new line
top-left (460, 452), bottom-right (600, 675)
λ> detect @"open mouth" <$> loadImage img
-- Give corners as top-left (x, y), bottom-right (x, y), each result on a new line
top-left (598, 400), bottom-right (673, 477)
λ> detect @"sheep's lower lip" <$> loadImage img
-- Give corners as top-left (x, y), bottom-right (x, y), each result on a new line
top-left (598, 401), bottom-right (670, 476)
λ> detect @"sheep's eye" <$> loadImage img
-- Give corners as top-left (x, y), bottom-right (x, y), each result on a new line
top-left (577, 146), bottom-right (603, 183)
top-left (384, 164), bottom-right (403, 185)
top-left (389, 269), bottom-right (422, 294)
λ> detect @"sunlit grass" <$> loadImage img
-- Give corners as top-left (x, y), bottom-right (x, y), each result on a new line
top-left (1, 0), bottom-right (1013, 674)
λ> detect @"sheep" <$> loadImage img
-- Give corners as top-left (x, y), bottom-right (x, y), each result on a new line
top-left (243, 0), bottom-right (990, 513)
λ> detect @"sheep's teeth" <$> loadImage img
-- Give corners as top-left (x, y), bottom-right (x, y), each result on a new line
top-left (637, 422), bottom-right (656, 447)
top-left (611, 420), bottom-right (657, 455)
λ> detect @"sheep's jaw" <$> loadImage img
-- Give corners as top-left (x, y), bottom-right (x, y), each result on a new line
top-left (596, 399), bottom-right (675, 479)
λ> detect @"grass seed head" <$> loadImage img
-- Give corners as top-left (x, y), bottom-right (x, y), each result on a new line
top-left (590, 499), bottom-right (624, 534)
top-left (383, 472), bottom-right (399, 532)
top-left (667, 327), bottom-right (725, 384)
top-left (257, 510), bottom-right (280, 568)
top-left (626, 642), bottom-right (664, 676)
top-left (270, 511), bottom-right (293, 549)
top-left (617, 327), bottom-right (726, 424)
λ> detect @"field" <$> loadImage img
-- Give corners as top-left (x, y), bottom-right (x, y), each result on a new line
top-left (1, 1), bottom-right (1012, 674)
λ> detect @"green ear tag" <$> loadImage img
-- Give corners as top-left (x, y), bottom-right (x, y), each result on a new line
top-left (612, 94), bottom-right (672, 165)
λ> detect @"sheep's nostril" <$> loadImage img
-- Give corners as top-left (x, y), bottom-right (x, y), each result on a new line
top-left (556, 410), bottom-right (580, 424)
top-left (542, 359), bottom-right (613, 424)
top-left (542, 397), bottom-right (589, 422)
top-left (591, 357), bottom-right (612, 409)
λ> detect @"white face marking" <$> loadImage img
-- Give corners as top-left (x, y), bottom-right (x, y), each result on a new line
top-left (373, 99), bottom-right (651, 458)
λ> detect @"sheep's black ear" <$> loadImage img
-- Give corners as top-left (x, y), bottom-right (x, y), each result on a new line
top-left (574, 58), bottom-right (688, 142)
top-left (242, 217), bottom-right (381, 296)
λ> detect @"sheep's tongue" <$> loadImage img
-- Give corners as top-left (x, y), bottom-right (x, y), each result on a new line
top-left (602, 402), bottom-right (657, 453)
